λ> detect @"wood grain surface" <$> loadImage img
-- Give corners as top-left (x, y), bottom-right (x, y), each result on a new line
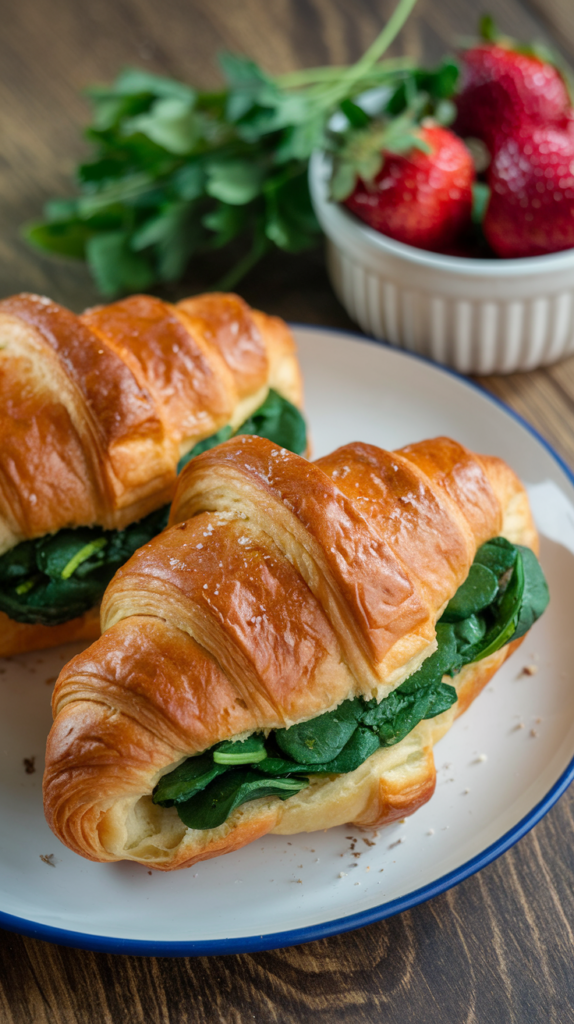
top-left (1, 0), bottom-right (574, 1021)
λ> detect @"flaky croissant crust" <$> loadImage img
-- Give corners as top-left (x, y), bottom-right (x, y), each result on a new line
top-left (0, 291), bottom-right (302, 655)
top-left (43, 435), bottom-right (538, 869)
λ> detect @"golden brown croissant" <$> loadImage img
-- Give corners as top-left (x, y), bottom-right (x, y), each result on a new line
top-left (0, 292), bottom-right (302, 656)
top-left (43, 434), bottom-right (544, 870)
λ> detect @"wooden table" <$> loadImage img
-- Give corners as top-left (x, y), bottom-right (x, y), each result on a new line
top-left (1, 0), bottom-right (574, 1020)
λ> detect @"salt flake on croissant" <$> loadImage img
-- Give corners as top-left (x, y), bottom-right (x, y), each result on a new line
top-left (43, 434), bottom-right (546, 869)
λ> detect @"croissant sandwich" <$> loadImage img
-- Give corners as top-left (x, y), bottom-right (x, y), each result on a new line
top-left (43, 434), bottom-right (549, 870)
top-left (0, 291), bottom-right (305, 656)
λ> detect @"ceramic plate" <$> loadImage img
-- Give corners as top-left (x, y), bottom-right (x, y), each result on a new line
top-left (1, 326), bottom-right (573, 956)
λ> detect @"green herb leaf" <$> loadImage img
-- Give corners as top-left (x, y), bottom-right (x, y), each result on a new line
top-left (25, 218), bottom-right (91, 260)
top-left (340, 98), bottom-right (371, 128)
top-left (202, 202), bottom-right (248, 248)
top-left (171, 162), bottom-right (205, 201)
top-left (274, 113), bottom-right (326, 163)
top-left (264, 169), bottom-right (321, 252)
top-left (205, 157), bottom-right (265, 205)
top-left (86, 231), bottom-right (155, 296)
top-left (123, 96), bottom-right (199, 155)
top-left (96, 67), bottom-right (197, 103)
top-left (218, 52), bottom-right (275, 122)
top-left (0, 542), bottom-right (36, 582)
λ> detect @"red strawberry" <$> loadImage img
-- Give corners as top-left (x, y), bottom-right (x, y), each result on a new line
top-left (344, 125), bottom-right (474, 252)
top-left (455, 45), bottom-right (570, 151)
top-left (483, 124), bottom-right (574, 258)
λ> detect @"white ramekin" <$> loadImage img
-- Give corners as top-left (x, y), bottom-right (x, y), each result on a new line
top-left (309, 149), bottom-right (574, 375)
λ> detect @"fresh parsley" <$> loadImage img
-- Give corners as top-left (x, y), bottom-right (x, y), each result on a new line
top-left (24, 0), bottom-right (430, 295)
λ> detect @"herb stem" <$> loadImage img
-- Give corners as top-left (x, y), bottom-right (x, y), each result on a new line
top-left (275, 57), bottom-right (416, 89)
top-left (316, 0), bottom-right (420, 109)
top-left (213, 749), bottom-right (268, 765)
top-left (213, 224), bottom-right (270, 291)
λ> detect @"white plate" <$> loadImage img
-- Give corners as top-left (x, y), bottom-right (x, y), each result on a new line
top-left (1, 326), bottom-right (573, 956)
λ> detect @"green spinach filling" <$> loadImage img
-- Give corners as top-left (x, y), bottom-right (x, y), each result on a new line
top-left (0, 390), bottom-right (306, 626)
top-left (153, 537), bottom-right (549, 832)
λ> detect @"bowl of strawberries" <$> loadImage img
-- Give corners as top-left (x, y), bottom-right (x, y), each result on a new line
top-left (309, 19), bottom-right (574, 374)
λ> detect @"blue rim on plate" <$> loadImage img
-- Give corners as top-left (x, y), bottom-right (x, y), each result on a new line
top-left (1, 324), bottom-right (573, 958)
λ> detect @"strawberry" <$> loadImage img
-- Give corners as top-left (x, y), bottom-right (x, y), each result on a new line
top-left (344, 125), bottom-right (474, 252)
top-left (483, 124), bottom-right (574, 257)
top-left (455, 44), bottom-right (571, 152)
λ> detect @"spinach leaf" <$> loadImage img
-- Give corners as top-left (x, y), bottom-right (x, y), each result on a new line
top-left (450, 614), bottom-right (486, 663)
top-left (357, 622), bottom-right (458, 746)
top-left (275, 699), bottom-right (362, 764)
top-left (396, 621), bottom-right (459, 691)
top-left (305, 726), bottom-right (381, 774)
top-left (103, 505), bottom-right (170, 564)
top-left (176, 769), bottom-right (309, 831)
top-left (36, 530), bottom-right (109, 579)
top-left (361, 678), bottom-right (457, 747)
top-left (426, 681), bottom-right (459, 717)
top-left (458, 550), bottom-right (525, 664)
top-left (258, 725), bottom-right (380, 776)
top-left (510, 545), bottom-right (550, 641)
top-left (236, 389), bottom-right (307, 456)
top-left (0, 541), bottom-right (37, 582)
top-left (474, 537), bottom-right (517, 577)
top-left (176, 390), bottom-right (307, 476)
top-left (0, 572), bottom-right (114, 626)
top-left (177, 425), bottom-right (234, 473)
top-left (152, 752), bottom-right (228, 807)
top-left (441, 563), bottom-right (499, 622)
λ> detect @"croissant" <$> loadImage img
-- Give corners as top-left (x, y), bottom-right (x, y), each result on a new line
top-left (0, 291), bottom-right (303, 656)
top-left (43, 434), bottom-right (548, 870)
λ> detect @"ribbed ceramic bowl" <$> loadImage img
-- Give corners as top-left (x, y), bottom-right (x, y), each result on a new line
top-left (309, 149), bottom-right (574, 375)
